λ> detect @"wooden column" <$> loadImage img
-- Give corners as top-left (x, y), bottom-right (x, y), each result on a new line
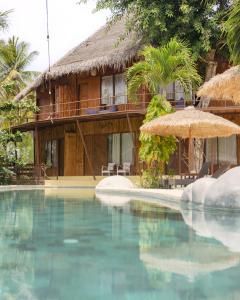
top-left (127, 113), bottom-right (138, 174)
top-left (34, 125), bottom-right (41, 179)
top-left (76, 120), bottom-right (96, 180)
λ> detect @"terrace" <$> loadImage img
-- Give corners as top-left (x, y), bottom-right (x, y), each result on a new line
top-left (13, 93), bottom-right (240, 131)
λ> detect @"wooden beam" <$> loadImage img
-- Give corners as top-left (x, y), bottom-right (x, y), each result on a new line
top-left (127, 113), bottom-right (138, 174)
top-left (34, 125), bottom-right (41, 180)
top-left (76, 120), bottom-right (96, 180)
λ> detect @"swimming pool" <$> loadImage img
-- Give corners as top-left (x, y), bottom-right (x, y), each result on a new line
top-left (0, 188), bottom-right (239, 299)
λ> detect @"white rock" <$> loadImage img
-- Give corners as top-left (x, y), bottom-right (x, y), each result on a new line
top-left (180, 183), bottom-right (193, 203)
top-left (192, 177), bottom-right (216, 205)
top-left (205, 167), bottom-right (240, 208)
top-left (96, 176), bottom-right (134, 189)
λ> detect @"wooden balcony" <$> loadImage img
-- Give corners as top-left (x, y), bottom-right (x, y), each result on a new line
top-left (12, 95), bottom-right (240, 132)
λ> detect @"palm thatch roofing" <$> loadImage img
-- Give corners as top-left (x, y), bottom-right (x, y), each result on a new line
top-left (140, 106), bottom-right (240, 139)
top-left (197, 65), bottom-right (240, 103)
top-left (15, 18), bottom-right (142, 101)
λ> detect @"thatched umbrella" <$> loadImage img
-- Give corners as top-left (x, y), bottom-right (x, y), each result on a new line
top-left (197, 66), bottom-right (240, 103)
top-left (140, 106), bottom-right (240, 172)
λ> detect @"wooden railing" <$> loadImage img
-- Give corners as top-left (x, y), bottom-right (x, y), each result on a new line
top-left (1, 164), bottom-right (45, 184)
top-left (17, 93), bottom-right (240, 125)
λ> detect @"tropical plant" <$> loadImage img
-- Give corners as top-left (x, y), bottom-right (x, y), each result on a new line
top-left (140, 95), bottom-right (176, 188)
top-left (0, 36), bottom-right (39, 99)
top-left (127, 38), bottom-right (201, 101)
top-left (80, 0), bottom-right (231, 78)
top-left (0, 10), bottom-right (11, 32)
top-left (126, 39), bottom-right (201, 188)
top-left (225, 0), bottom-right (240, 65)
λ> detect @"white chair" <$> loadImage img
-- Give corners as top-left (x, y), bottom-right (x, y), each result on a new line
top-left (101, 163), bottom-right (116, 176)
top-left (117, 162), bottom-right (131, 176)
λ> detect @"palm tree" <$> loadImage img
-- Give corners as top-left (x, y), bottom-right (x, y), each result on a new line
top-left (0, 10), bottom-right (12, 32)
top-left (127, 38), bottom-right (201, 102)
top-left (0, 36), bottom-right (39, 99)
top-left (225, 0), bottom-right (240, 65)
top-left (126, 38), bottom-right (201, 187)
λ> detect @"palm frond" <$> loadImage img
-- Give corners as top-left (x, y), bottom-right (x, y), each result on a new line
top-left (127, 37), bottom-right (202, 102)
top-left (225, 0), bottom-right (240, 64)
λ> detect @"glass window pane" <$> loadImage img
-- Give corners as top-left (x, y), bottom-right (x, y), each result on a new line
top-left (218, 135), bottom-right (237, 165)
top-left (45, 141), bottom-right (52, 166)
top-left (52, 140), bottom-right (58, 168)
top-left (166, 83), bottom-right (174, 100)
top-left (121, 133), bottom-right (133, 164)
top-left (115, 73), bottom-right (127, 104)
top-left (101, 76), bottom-right (113, 105)
top-left (108, 135), bottom-right (113, 163)
top-left (111, 134), bottom-right (121, 164)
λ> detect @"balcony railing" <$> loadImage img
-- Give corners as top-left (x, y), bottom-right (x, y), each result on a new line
top-left (15, 93), bottom-right (240, 126)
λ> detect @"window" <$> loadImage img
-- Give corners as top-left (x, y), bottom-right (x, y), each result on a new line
top-left (101, 76), bottom-right (113, 105)
top-left (206, 135), bottom-right (237, 165)
top-left (115, 73), bottom-right (127, 104)
top-left (101, 73), bottom-right (127, 105)
top-left (108, 133), bottom-right (134, 164)
top-left (159, 81), bottom-right (193, 102)
top-left (45, 140), bottom-right (58, 167)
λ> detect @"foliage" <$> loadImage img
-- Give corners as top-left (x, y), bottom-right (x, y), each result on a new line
top-left (225, 0), bottom-right (240, 64)
top-left (127, 38), bottom-right (202, 101)
top-left (0, 10), bottom-right (12, 32)
top-left (126, 39), bottom-right (200, 188)
top-left (0, 12), bottom-right (38, 183)
top-left (0, 99), bottom-right (38, 129)
top-left (139, 95), bottom-right (176, 188)
top-left (0, 36), bottom-right (39, 99)
top-left (80, 0), bottom-right (231, 61)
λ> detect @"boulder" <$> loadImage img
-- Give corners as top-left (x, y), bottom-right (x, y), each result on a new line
top-left (96, 175), bottom-right (134, 190)
top-left (205, 166), bottom-right (240, 209)
top-left (192, 177), bottom-right (216, 205)
top-left (180, 183), bottom-right (193, 203)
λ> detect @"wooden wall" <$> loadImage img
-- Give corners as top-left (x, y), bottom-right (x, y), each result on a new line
top-left (38, 116), bottom-right (143, 176)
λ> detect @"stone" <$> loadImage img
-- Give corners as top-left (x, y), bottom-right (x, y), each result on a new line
top-left (192, 177), bottom-right (217, 205)
top-left (204, 166), bottom-right (240, 209)
top-left (180, 183), bottom-right (193, 203)
top-left (96, 175), bottom-right (134, 189)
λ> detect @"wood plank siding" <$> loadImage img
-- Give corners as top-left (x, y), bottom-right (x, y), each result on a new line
top-left (38, 117), bottom-right (143, 176)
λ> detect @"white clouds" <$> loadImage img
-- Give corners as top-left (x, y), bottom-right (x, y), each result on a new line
top-left (1, 0), bottom-right (109, 71)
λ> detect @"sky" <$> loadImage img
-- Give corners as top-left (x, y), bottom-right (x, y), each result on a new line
top-left (1, 0), bottom-right (110, 71)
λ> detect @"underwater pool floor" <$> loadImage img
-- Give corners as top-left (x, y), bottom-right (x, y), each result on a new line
top-left (0, 188), bottom-right (239, 300)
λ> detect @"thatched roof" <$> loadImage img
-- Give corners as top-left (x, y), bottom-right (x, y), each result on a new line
top-left (15, 18), bottom-right (142, 101)
top-left (197, 66), bottom-right (240, 103)
top-left (140, 106), bottom-right (240, 138)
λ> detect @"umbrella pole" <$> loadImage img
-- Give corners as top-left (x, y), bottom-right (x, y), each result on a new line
top-left (188, 128), bottom-right (192, 173)
top-left (211, 138), bottom-right (216, 175)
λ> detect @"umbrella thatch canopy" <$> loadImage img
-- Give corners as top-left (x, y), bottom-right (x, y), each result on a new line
top-left (197, 66), bottom-right (240, 103)
top-left (140, 106), bottom-right (240, 139)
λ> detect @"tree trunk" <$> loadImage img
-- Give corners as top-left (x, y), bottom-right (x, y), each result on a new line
top-left (204, 49), bottom-right (218, 82)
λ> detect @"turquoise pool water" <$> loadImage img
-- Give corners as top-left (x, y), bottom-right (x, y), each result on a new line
top-left (0, 189), bottom-right (239, 299)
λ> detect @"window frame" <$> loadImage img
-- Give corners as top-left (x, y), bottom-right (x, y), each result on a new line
top-left (100, 73), bottom-right (127, 105)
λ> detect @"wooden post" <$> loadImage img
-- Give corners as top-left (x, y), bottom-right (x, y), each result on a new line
top-left (34, 125), bottom-right (41, 181)
top-left (76, 120), bottom-right (96, 180)
top-left (211, 138), bottom-right (215, 175)
top-left (127, 113), bottom-right (138, 174)
top-left (188, 127), bottom-right (192, 173)
top-left (178, 139), bottom-right (181, 175)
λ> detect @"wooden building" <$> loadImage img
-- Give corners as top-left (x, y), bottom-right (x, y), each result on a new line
top-left (13, 19), bottom-right (240, 178)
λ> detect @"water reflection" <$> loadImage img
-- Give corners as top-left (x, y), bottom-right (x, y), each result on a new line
top-left (0, 190), bottom-right (240, 299)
